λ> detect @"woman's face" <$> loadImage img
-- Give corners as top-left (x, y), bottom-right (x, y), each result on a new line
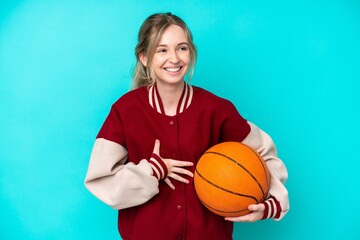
top-left (143, 24), bottom-right (191, 87)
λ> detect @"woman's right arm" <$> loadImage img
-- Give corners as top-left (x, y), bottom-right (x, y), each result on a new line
top-left (84, 138), bottom-right (193, 210)
top-left (84, 138), bottom-right (160, 210)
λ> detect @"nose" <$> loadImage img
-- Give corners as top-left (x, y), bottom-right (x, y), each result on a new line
top-left (169, 50), bottom-right (180, 63)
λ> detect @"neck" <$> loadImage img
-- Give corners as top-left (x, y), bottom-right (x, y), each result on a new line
top-left (156, 81), bottom-right (185, 116)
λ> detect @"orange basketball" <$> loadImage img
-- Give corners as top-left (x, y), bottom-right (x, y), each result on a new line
top-left (194, 142), bottom-right (270, 217)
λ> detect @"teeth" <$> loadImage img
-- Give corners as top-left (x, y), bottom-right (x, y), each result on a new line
top-left (165, 67), bottom-right (181, 72)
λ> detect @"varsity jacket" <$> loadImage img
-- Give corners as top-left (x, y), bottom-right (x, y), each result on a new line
top-left (84, 84), bottom-right (289, 240)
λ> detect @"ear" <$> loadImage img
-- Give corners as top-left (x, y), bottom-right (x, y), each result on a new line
top-left (139, 53), bottom-right (148, 67)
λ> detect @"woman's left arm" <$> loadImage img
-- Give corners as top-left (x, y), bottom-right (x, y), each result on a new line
top-left (226, 121), bottom-right (289, 222)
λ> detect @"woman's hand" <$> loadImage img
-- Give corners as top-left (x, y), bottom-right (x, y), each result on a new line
top-left (152, 139), bottom-right (194, 189)
top-left (225, 204), bottom-right (265, 222)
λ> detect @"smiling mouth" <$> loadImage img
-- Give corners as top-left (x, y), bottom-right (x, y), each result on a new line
top-left (164, 67), bottom-right (182, 73)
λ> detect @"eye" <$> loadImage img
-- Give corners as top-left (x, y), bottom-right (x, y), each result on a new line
top-left (157, 48), bottom-right (167, 53)
top-left (179, 46), bottom-right (188, 51)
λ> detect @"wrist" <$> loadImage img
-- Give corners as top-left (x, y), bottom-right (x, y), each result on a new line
top-left (149, 153), bottom-right (168, 180)
top-left (261, 195), bottom-right (282, 219)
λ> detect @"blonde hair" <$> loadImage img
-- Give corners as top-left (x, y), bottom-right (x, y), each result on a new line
top-left (132, 13), bottom-right (197, 89)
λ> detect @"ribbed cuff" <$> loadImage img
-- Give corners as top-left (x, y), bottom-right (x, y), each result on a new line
top-left (261, 195), bottom-right (282, 219)
top-left (149, 153), bottom-right (168, 180)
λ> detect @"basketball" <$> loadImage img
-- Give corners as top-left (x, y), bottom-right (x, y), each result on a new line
top-left (194, 142), bottom-right (270, 217)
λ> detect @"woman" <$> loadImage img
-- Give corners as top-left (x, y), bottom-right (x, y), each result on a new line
top-left (84, 12), bottom-right (289, 240)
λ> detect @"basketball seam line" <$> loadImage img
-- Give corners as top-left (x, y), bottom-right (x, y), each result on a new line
top-left (195, 168), bottom-right (258, 202)
top-left (245, 147), bottom-right (270, 191)
top-left (204, 151), bottom-right (266, 197)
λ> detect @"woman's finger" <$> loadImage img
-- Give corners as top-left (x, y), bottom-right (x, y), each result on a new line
top-left (170, 167), bottom-right (194, 177)
top-left (164, 177), bottom-right (175, 190)
top-left (248, 203), bottom-right (265, 212)
top-left (225, 204), bottom-right (265, 222)
top-left (168, 173), bottom-right (190, 184)
top-left (152, 139), bottom-right (160, 155)
top-left (168, 159), bottom-right (194, 167)
top-left (225, 212), bottom-right (260, 222)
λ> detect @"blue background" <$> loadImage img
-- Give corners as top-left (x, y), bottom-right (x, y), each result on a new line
top-left (1, 0), bottom-right (359, 239)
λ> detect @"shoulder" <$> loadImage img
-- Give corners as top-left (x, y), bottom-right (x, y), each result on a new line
top-left (191, 85), bottom-right (250, 141)
top-left (192, 85), bottom-right (235, 109)
top-left (112, 86), bottom-right (148, 110)
top-left (191, 85), bottom-right (244, 119)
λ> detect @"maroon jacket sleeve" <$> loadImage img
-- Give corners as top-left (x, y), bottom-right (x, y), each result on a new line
top-left (97, 104), bottom-right (126, 146)
top-left (218, 99), bottom-right (251, 142)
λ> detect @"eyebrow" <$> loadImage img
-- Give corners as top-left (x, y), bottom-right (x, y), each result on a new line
top-left (157, 42), bottom-right (189, 47)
